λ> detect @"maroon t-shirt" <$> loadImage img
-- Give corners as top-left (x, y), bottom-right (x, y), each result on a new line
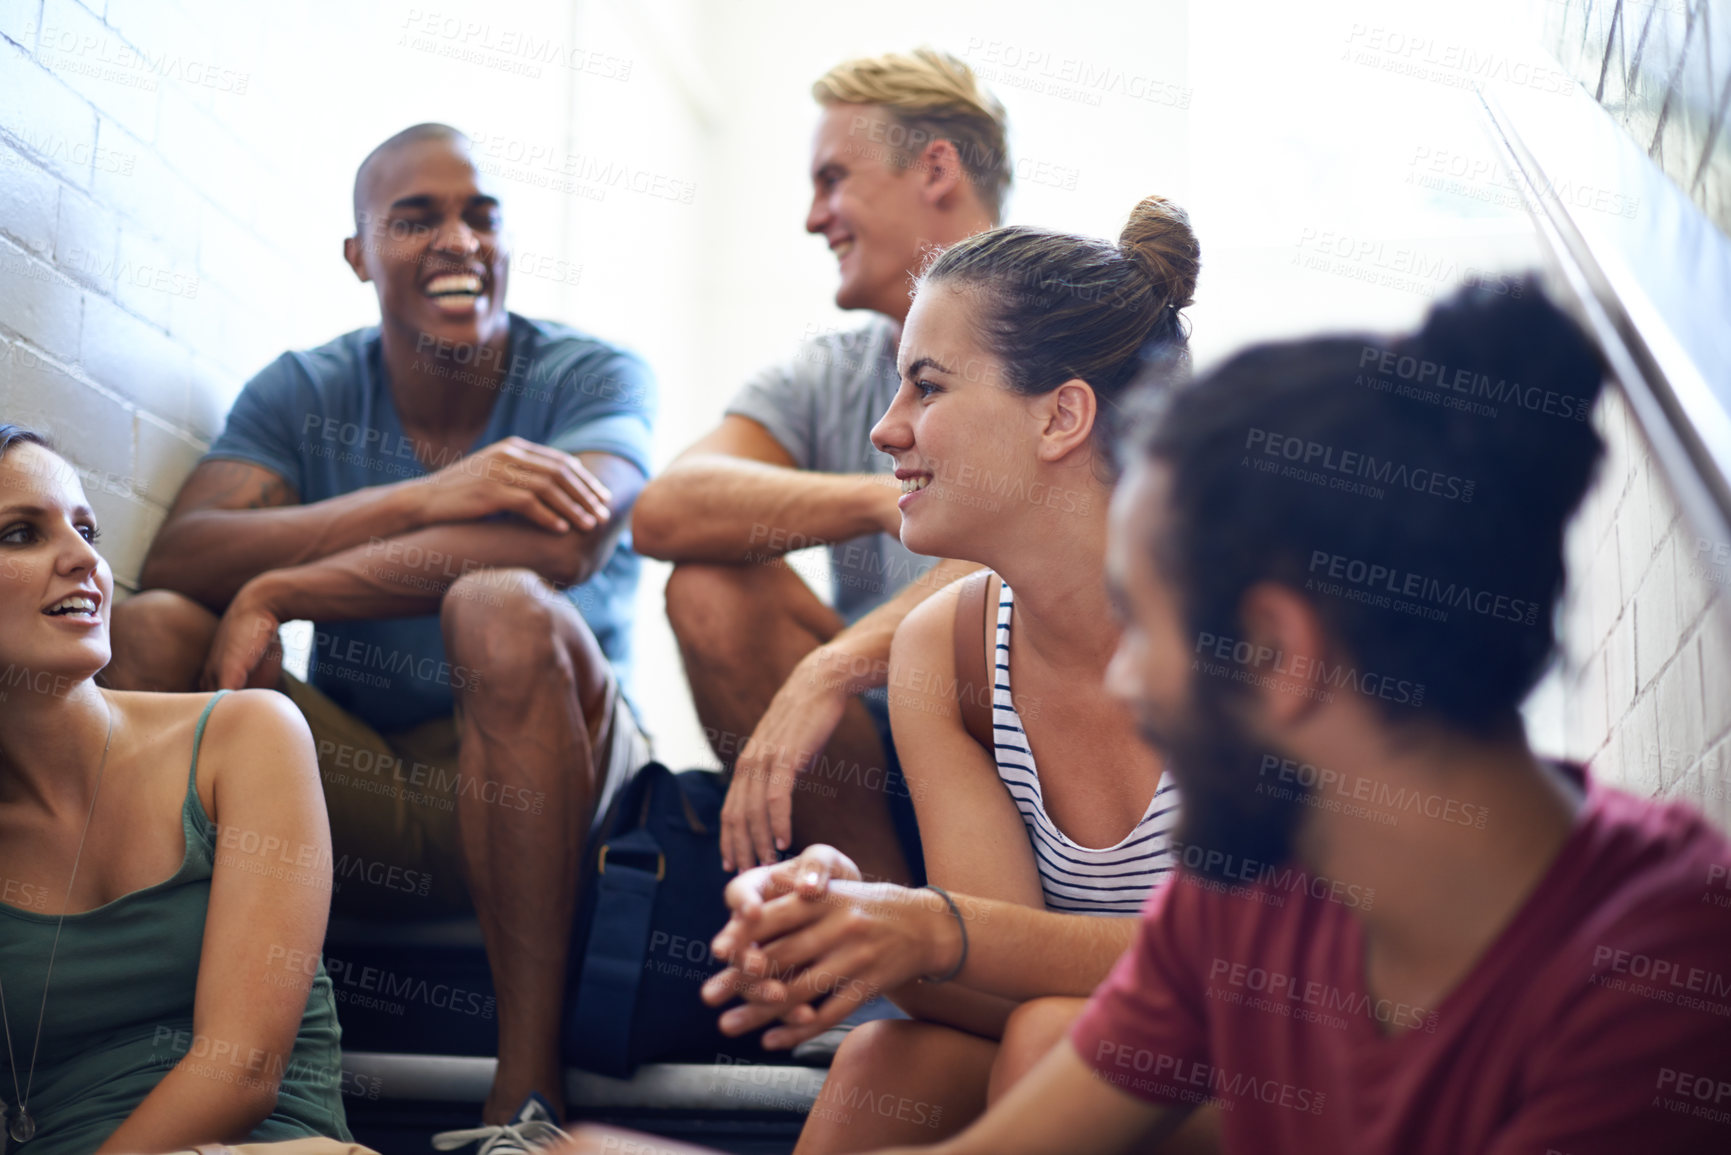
top-left (1071, 770), bottom-right (1731, 1154)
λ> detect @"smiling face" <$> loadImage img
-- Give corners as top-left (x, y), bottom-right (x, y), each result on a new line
top-left (869, 285), bottom-right (1037, 559)
top-left (347, 135), bottom-right (510, 353)
top-left (0, 444), bottom-right (113, 690)
top-left (806, 104), bottom-right (939, 321)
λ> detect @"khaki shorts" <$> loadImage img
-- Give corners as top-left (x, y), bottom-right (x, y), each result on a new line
top-left (280, 672), bottom-right (651, 917)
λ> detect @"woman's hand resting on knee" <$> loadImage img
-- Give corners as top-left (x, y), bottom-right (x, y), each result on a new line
top-left (701, 844), bottom-right (966, 1049)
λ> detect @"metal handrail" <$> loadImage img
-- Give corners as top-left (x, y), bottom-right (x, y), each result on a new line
top-left (1479, 71), bottom-right (1731, 571)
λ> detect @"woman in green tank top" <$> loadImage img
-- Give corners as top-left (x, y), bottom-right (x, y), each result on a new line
top-left (0, 426), bottom-right (351, 1153)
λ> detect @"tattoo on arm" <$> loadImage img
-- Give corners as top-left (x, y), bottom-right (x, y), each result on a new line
top-left (244, 475), bottom-right (287, 509)
top-left (172, 461), bottom-right (295, 516)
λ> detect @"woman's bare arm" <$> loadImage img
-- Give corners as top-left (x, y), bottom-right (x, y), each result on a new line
top-left (895, 585), bottom-right (1140, 991)
top-left (96, 691), bottom-right (333, 1152)
top-left (879, 581), bottom-right (1045, 1029)
top-left (891, 581), bottom-right (1050, 906)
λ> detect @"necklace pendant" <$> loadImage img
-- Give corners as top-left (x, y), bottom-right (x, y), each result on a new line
top-left (9, 1108), bottom-right (33, 1143)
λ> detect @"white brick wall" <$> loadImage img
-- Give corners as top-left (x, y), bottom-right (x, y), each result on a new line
top-left (0, 0), bottom-right (720, 589)
top-left (1552, 389), bottom-right (1731, 834)
top-left (0, 0), bottom-right (314, 588)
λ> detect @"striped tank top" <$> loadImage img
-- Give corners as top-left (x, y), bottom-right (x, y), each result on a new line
top-left (990, 580), bottom-right (1180, 915)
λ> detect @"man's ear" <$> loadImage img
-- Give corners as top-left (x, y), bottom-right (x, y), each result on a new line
top-left (1237, 582), bottom-right (1332, 730)
top-left (1034, 379), bottom-right (1098, 463)
top-left (916, 137), bottom-right (967, 208)
top-left (342, 235), bottom-right (371, 284)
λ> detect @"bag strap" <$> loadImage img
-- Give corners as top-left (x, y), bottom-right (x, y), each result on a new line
top-left (567, 765), bottom-right (671, 1077)
top-left (953, 570), bottom-right (995, 753)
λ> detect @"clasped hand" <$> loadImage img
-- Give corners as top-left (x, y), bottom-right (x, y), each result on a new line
top-left (415, 435), bottom-right (612, 533)
top-left (701, 845), bottom-right (954, 1050)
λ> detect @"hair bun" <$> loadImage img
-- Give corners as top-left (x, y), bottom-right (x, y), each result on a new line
top-left (1401, 277), bottom-right (1607, 521)
top-left (1120, 196), bottom-right (1200, 314)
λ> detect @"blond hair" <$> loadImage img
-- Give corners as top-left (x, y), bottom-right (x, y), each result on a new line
top-left (813, 47), bottom-right (1012, 223)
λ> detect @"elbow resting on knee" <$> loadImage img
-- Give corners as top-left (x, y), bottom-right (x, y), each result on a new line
top-left (626, 483), bottom-right (679, 560)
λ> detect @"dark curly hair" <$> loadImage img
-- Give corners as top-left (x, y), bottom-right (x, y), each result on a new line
top-left (1124, 276), bottom-right (1606, 734)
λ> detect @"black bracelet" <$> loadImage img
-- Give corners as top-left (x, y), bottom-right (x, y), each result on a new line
top-left (919, 885), bottom-right (968, 984)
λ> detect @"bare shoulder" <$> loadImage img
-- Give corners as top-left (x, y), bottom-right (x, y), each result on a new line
top-left (892, 571), bottom-right (1001, 740)
top-left (192, 689), bottom-right (319, 808)
top-left (198, 688), bottom-right (314, 762)
top-left (895, 569), bottom-right (996, 673)
top-left (895, 574), bottom-right (966, 665)
top-left (99, 689), bottom-right (311, 812)
top-left (105, 687), bottom-right (242, 750)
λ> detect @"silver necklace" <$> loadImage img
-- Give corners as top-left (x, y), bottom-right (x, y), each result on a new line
top-left (0, 697), bottom-right (114, 1145)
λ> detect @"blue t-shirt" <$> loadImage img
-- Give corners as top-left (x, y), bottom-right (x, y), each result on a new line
top-left (205, 313), bottom-right (656, 732)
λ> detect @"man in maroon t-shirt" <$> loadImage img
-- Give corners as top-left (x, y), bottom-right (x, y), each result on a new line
top-left (853, 283), bottom-right (1731, 1155)
top-left (553, 288), bottom-right (1731, 1155)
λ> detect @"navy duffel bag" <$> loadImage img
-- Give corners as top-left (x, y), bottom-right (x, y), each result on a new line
top-left (565, 761), bottom-right (769, 1076)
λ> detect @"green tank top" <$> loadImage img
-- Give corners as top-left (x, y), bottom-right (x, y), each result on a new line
top-left (0, 691), bottom-right (352, 1152)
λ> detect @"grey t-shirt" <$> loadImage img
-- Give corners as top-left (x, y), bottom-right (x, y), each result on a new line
top-left (725, 317), bottom-right (936, 623)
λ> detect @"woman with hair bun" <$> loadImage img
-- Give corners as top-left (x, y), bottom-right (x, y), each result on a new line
top-left (700, 198), bottom-right (1219, 1153)
top-left (565, 277), bottom-right (1731, 1155)
top-left (863, 278), bottom-right (1731, 1155)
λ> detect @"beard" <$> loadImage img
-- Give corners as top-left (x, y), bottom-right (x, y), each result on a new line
top-left (1136, 671), bottom-right (1310, 886)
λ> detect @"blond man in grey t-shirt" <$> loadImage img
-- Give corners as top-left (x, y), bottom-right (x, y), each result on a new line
top-left (632, 49), bottom-right (1009, 883)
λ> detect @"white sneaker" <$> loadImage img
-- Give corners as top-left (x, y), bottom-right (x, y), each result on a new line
top-left (432, 1092), bottom-right (570, 1155)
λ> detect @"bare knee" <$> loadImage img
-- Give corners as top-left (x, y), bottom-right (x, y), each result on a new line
top-left (801, 1019), bottom-right (991, 1153)
top-left (989, 996), bottom-right (1086, 1103)
top-left (105, 590), bottom-right (220, 691)
top-left (442, 568), bottom-right (578, 701)
top-left (824, 1018), bottom-right (919, 1086)
top-left (826, 1017), bottom-right (996, 1094)
top-left (440, 567), bottom-right (610, 731)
